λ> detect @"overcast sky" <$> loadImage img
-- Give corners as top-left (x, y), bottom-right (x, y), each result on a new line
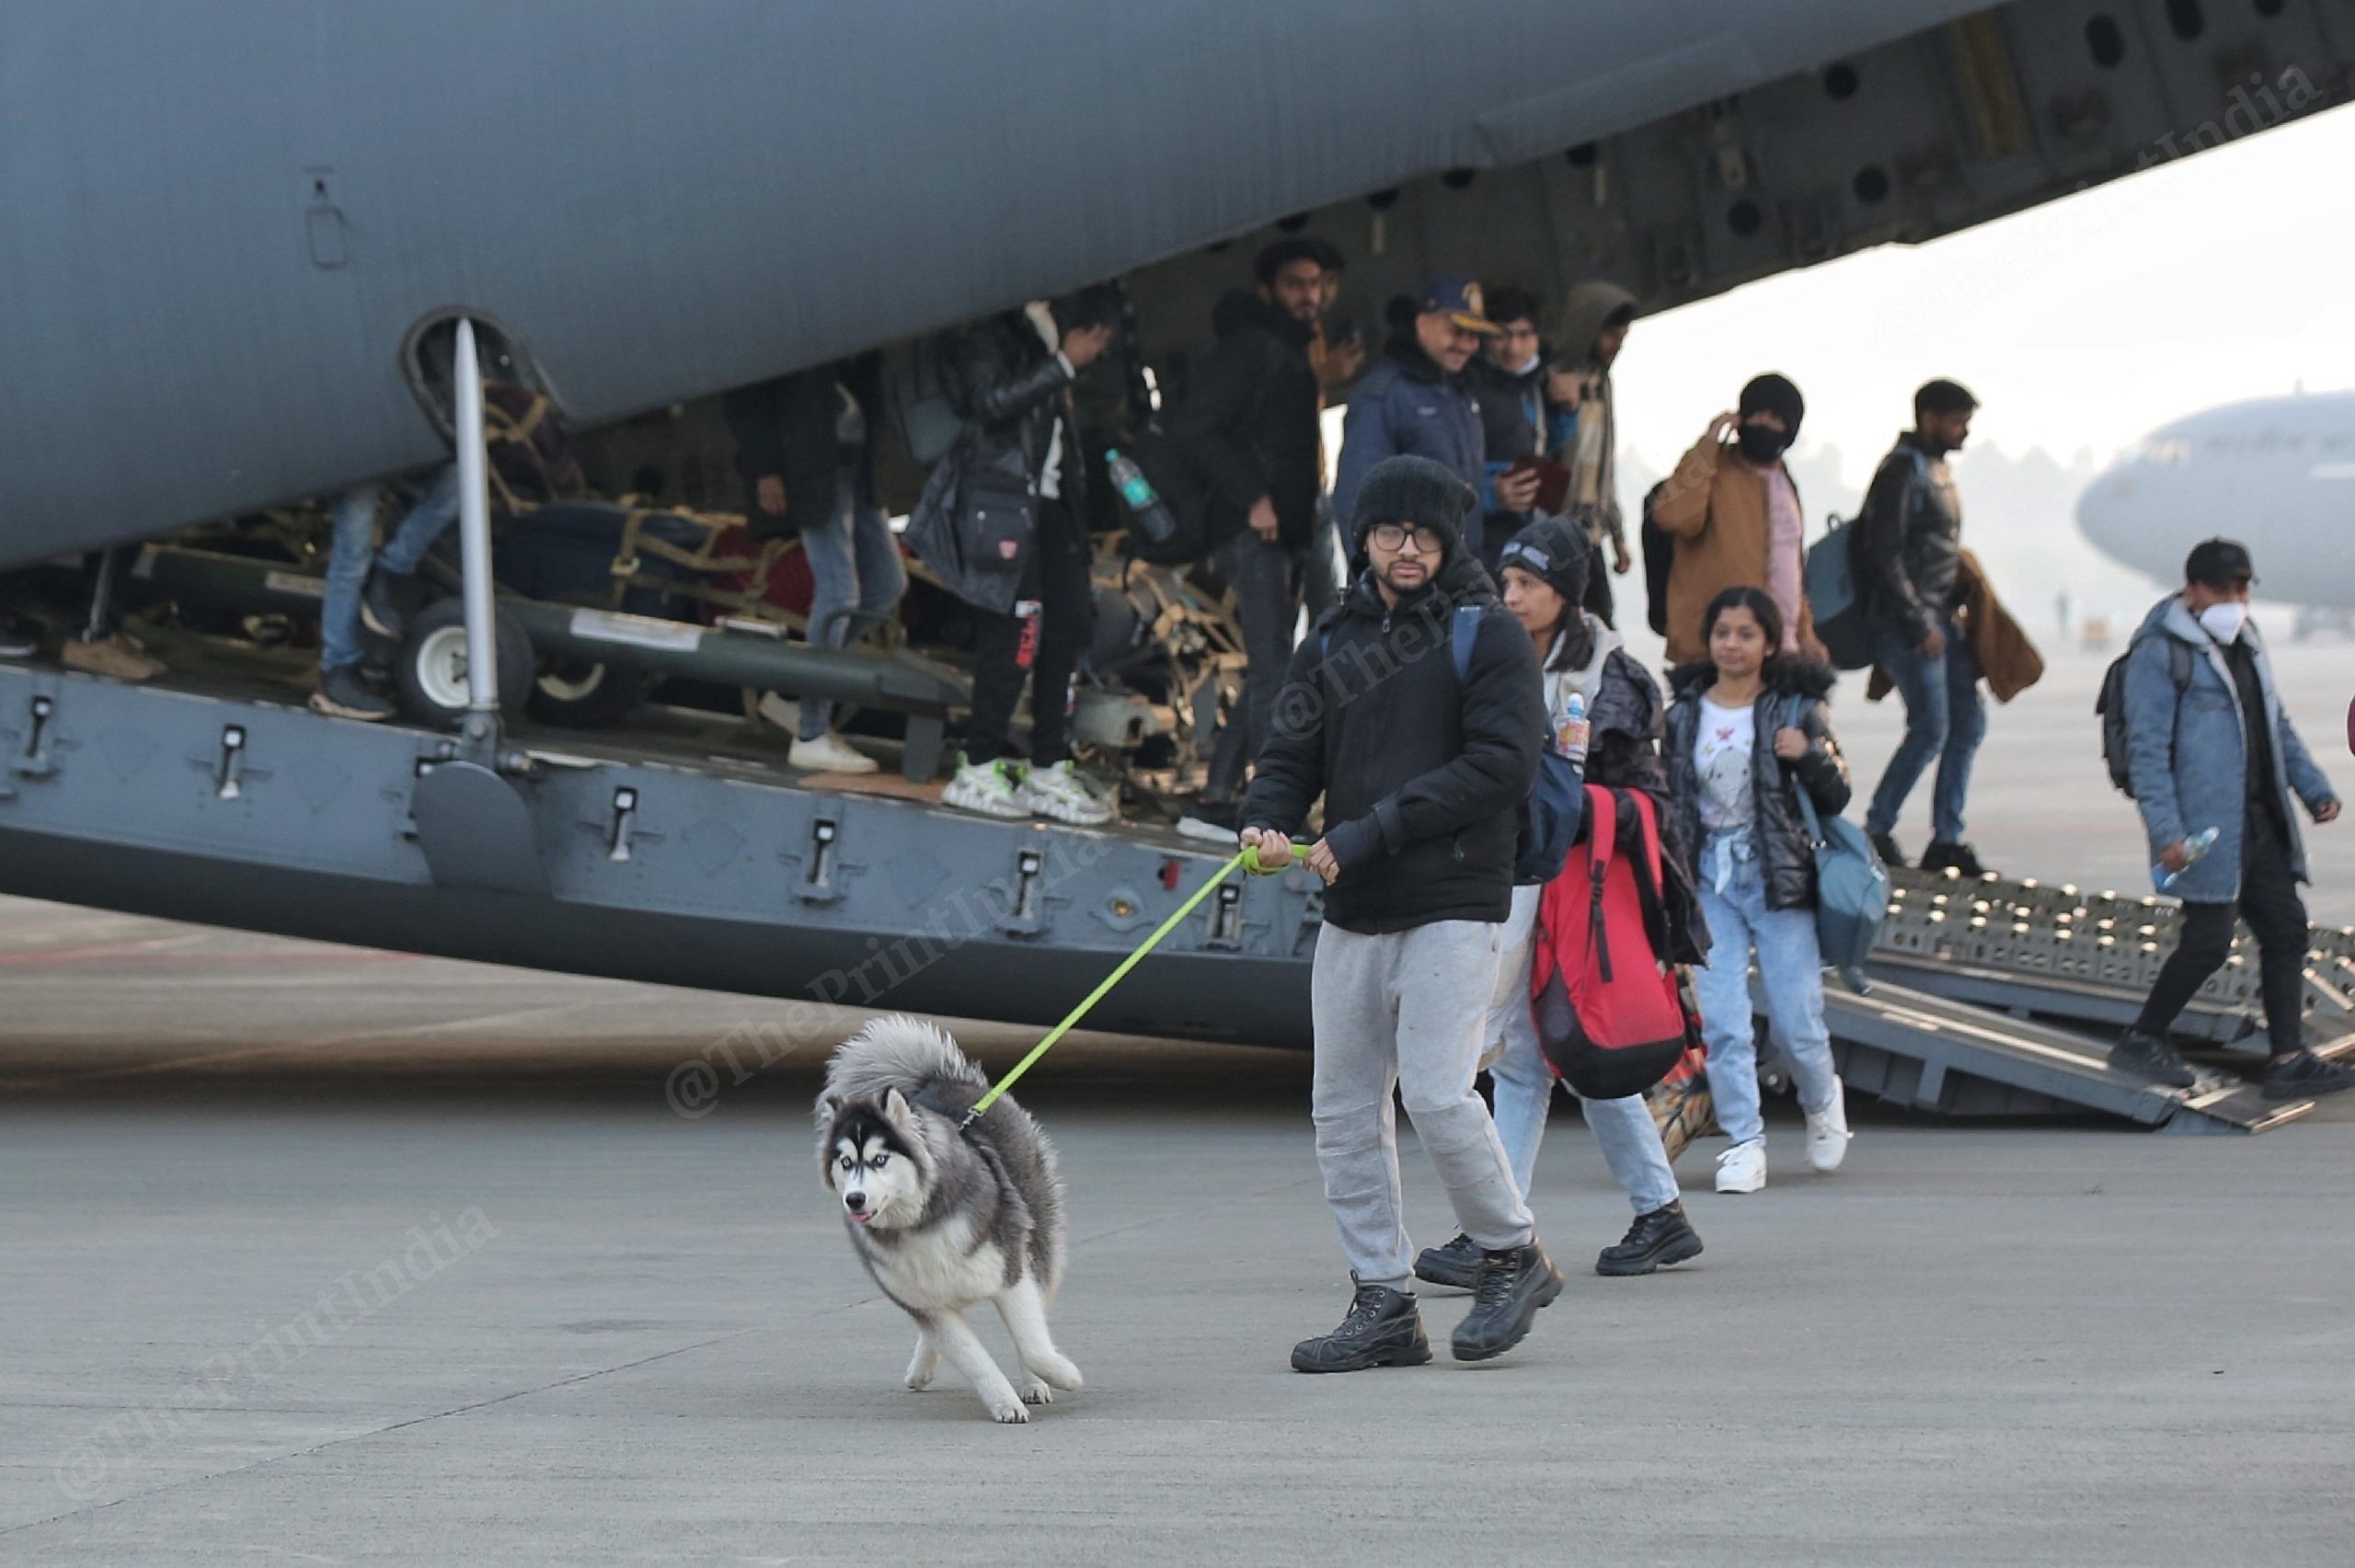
top-left (1610, 100), bottom-right (2355, 489)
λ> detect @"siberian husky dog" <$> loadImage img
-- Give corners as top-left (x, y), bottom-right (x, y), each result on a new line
top-left (815, 1015), bottom-right (1082, 1424)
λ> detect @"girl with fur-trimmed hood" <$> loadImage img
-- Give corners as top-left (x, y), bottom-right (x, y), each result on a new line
top-left (1663, 587), bottom-right (1854, 1196)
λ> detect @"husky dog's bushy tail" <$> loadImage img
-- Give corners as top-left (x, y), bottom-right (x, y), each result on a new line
top-left (817, 1013), bottom-right (988, 1116)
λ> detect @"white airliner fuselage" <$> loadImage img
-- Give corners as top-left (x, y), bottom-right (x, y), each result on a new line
top-left (2078, 392), bottom-right (2355, 611)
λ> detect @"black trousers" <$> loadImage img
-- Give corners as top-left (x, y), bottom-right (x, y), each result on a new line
top-left (1204, 530), bottom-right (1303, 803)
top-left (2134, 814), bottom-right (2311, 1053)
top-left (967, 497), bottom-right (1092, 766)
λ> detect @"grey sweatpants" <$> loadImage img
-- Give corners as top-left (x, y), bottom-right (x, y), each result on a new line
top-left (1310, 918), bottom-right (1536, 1289)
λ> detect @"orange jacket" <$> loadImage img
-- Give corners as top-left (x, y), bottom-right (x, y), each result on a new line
top-left (1652, 429), bottom-right (1815, 666)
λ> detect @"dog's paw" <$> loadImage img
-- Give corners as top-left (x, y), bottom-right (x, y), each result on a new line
top-left (1031, 1354), bottom-right (1084, 1392)
top-left (904, 1368), bottom-right (936, 1391)
top-left (987, 1399), bottom-right (1031, 1425)
top-left (1018, 1378), bottom-right (1054, 1406)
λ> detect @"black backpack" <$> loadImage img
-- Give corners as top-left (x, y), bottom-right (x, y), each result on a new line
top-left (2096, 635), bottom-right (2192, 797)
top-left (1639, 480), bottom-right (1672, 637)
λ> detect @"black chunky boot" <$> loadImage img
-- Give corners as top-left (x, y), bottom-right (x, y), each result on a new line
top-left (1451, 1238), bottom-right (1564, 1362)
top-left (1412, 1232), bottom-right (1483, 1289)
top-left (2108, 1030), bottom-right (2196, 1089)
top-left (1291, 1281), bottom-right (1433, 1373)
top-left (1595, 1202), bottom-right (1704, 1276)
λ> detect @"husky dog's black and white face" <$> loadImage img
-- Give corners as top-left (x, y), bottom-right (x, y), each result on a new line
top-left (818, 1090), bottom-right (929, 1230)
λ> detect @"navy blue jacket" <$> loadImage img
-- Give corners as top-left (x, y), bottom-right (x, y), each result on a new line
top-left (1333, 334), bottom-right (1484, 545)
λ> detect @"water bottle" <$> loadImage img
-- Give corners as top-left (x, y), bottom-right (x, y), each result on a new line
top-left (1105, 449), bottom-right (1176, 544)
top-left (1556, 689), bottom-right (1590, 764)
top-left (2156, 826), bottom-right (2219, 890)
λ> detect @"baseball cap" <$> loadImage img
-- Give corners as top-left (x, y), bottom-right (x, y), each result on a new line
top-left (1418, 275), bottom-right (1501, 336)
top-left (2185, 537), bottom-right (2256, 587)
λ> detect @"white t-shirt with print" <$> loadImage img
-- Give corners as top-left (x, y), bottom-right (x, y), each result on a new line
top-left (1694, 696), bottom-right (1756, 832)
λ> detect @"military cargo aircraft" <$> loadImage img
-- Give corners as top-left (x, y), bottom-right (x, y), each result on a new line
top-left (1, 1), bottom-right (2347, 1058)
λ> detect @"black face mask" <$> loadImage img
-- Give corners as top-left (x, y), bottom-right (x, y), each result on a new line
top-left (1736, 423), bottom-right (1789, 464)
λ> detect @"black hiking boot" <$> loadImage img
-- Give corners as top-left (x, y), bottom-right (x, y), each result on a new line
top-left (1595, 1202), bottom-right (1704, 1276)
top-left (1412, 1233), bottom-right (1483, 1290)
top-left (1869, 830), bottom-right (1906, 871)
top-left (1451, 1239), bottom-right (1565, 1362)
top-left (1921, 841), bottom-right (1992, 878)
top-left (1290, 1281), bottom-right (1432, 1373)
top-left (2264, 1049), bottom-right (2355, 1102)
top-left (2108, 1030), bottom-right (2197, 1089)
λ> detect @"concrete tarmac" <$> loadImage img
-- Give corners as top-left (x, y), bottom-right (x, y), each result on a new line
top-left (3, 633), bottom-right (2353, 1563)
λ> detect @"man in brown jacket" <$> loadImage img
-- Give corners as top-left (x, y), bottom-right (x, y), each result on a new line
top-left (1653, 373), bottom-right (1818, 667)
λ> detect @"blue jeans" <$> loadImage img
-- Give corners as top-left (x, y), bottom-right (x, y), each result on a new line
top-left (797, 481), bottom-right (906, 739)
top-left (1692, 845), bottom-right (1839, 1146)
top-left (1484, 887), bottom-right (1682, 1213)
top-left (321, 466), bottom-right (460, 673)
top-left (1865, 615), bottom-right (1984, 844)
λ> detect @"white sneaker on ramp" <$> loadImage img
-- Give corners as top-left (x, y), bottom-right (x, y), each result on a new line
top-left (1715, 1139), bottom-right (1766, 1195)
top-left (942, 759), bottom-right (1030, 819)
top-left (1804, 1077), bottom-right (1852, 1173)
top-left (1018, 761), bottom-right (1114, 825)
top-left (788, 731), bottom-right (878, 775)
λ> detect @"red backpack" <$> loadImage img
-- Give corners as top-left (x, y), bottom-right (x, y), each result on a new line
top-left (1530, 786), bottom-right (1701, 1100)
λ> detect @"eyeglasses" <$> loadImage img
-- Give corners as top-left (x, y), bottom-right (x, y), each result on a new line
top-left (1368, 522), bottom-right (1444, 553)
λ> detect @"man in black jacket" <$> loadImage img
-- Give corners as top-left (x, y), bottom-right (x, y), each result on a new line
top-left (1241, 454), bottom-right (1564, 1372)
top-left (1171, 239), bottom-right (1331, 838)
top-left (1856, 378), bottom-right (1986, 876)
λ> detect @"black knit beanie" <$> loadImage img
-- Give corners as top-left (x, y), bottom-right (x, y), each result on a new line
top-left (1739, 372), bottom-right (1806, 438)
top-left (1351, 454), bottom-right (1475, 559)
top-left (1497, 515), bottom-right (1591, 606)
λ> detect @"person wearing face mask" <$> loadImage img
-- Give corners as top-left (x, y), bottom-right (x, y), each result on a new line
top-left (1855, 379), bottom-right (1987, 877)
top-left (1651, 373), bottom-right (1819, 668)
top-left (2109, 540), bottom-right (2352, 1101)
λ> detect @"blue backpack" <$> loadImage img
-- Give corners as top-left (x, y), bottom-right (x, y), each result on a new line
top-left (1322, 604), bottom-right (1583, 884)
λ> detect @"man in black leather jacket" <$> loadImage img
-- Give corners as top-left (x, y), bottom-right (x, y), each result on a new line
top-left (1855, 378), bottom-right (1986, 877)
top-left (906, 299), bottom-right (1116, 825)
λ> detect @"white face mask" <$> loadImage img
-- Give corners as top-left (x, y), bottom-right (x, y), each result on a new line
top-left (2197, 601), bottom-right (2248, 645)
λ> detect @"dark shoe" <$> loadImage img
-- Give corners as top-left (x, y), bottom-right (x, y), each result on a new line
top-left (1869, 830), bottom-right (1906, 870)
top-left (1921, 841), bottom-right (1992, 878)
top-left (0, 608), bottom-right (38, 660)
top-left (1451, 1239), bottom-right (1565, 1362)
top-left (1413, 1233), bottom-right (1483, 1290)
top-left (309, 666), bottom-right (396, 721)
top-left (2108, 1030), bottom-right (2196, 1089)
top-left (2264, 1050), bottom-right (2355, 1102)
top-left (1595, 1203), bottom-right (1704, 1277)
top-left (1290, 1281), bottom-right (1433, 1373)
top-left (360, 567), bottom-right (413, 641)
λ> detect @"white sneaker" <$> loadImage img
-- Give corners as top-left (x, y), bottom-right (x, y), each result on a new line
top-left (788, 731), bottom-right (878, 775)
top-left (1018, 760), bottom-right (1115, 825)
top-left (1715, 1139), bottom-right (1766, 1195)
top-left (942, 758), bottom-right (1030, 819)
top-left (1805, 1076), bottom-right (1852, 1173)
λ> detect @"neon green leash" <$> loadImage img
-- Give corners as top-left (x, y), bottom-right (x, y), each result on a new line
top-left (960, 841), bottom-right (1304, 1126)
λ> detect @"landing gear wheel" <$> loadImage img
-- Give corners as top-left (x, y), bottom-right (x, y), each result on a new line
top-left (394, 598), bottom-right (533, 730)
top-left (527, 658), bottom-right (645, 728)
